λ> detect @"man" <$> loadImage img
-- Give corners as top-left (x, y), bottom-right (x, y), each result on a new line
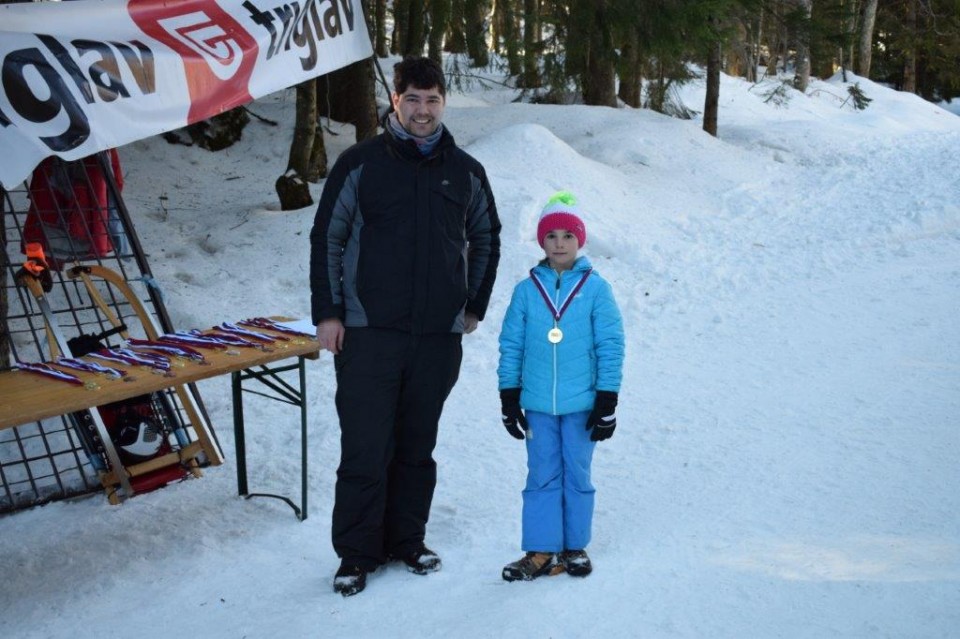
top-left (309, 56), bottom-right (501, 597)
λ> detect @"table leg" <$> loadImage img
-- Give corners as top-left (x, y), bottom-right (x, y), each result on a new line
top-left (232, 370), bottom-right (248, 497)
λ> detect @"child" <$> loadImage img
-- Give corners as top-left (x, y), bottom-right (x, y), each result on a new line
top-left (497, 191), bottom-right (625, 581)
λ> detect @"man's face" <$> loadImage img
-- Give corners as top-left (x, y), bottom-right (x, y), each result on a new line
top-left (391, 85), bottom-right (445, 138)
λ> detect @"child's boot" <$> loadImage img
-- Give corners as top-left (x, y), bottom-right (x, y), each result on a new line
top-left (502, 552), bottom-right (563, 581)
top-left (558, 549), bottom-right (592, 577)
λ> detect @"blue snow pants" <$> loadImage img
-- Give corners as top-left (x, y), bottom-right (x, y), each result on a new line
top-left (522, 410), bottom-right (596, 552)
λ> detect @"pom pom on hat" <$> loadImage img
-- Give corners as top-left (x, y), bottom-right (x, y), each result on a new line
top-left (537, 191), bottom-right (587, 248)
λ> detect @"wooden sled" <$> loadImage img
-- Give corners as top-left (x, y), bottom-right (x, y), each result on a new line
top-left (65, 264), bottom-right (224, 502)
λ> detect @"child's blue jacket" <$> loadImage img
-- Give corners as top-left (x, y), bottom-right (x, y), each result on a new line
top-left (498, 256), bottom-right (625, 415)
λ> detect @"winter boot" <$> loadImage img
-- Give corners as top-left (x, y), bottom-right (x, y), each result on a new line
top-left (333, 564), bottom-right (369, 597)
top-left (559, 549), bottom-right (593, 577)
top-left (501, 552), bottom-right (563, 582)
top-left (394, 544), bottom-right (442, 575)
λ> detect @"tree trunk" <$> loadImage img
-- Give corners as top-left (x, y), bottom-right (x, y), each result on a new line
top-left (518, 0), bottom-right (540, 88)
top-left (306, 125), bottom-right (328, 183)
top-left (429, 0), bottom-right (452, 65)
top-left (491, 0), bottom-right (503, 54)
top-left (902, 0), bottom-right (917, 93)
top-left (497, 0), bottom-right (522, 76)
top-left (465, 0), bottom-right (490, 67)
top-left (317, 58), bottom-right (379, 143)
top-left (277, 79), bottom-right (320, 211)
top-left (447, 0), bottom-right (468, 53)
top-left (578, 0), bottom-right (617, 107)
top-left (725, 20), bottom-right (747, 77)
top-left (287, 80), bottom-right (317, 177)
top-left (392, 0), bottom-right (407, 55)
top-left (374, 0), bottom-right (388, 58)
top-left (764, 1), bottom-right (784, 77)
top-left (748, 8), bottom-right (762, 82)
top-left (402, 0), bottom-right (427, 56)
top-left (704, 41), bottom-right (721, 137)
top-left (856, 0), bottom-right (878, 77)
top-left (809, 0), bottom-right (834, 79)
top-left (617, 37), bottom-right (641, 107)
top-left (794, 0), bottom-right (813, 92)
top-left (843, 0), bottom-right (855, 78)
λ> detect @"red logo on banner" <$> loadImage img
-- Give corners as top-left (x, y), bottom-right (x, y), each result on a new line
top-left (128, 0), bottom-right (258, 124)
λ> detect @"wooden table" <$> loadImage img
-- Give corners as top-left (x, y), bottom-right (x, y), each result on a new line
top-left (0, 323), bottom-right (320, 515)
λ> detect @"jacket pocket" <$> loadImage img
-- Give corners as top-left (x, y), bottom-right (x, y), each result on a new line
top-left (432, 184), bottom-right (467, 244)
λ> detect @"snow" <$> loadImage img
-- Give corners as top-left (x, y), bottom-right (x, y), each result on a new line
top-left (2, 65), bottom-right (959, 638)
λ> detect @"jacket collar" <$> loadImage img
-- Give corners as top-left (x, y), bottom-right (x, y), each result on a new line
top-left (381, 111), bottom-right (456, 161)
top-left (534, 255), bottom-right (594, 279)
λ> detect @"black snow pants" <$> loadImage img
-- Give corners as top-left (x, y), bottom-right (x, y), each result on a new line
top-left (331, 327), bottom-right (462, 569)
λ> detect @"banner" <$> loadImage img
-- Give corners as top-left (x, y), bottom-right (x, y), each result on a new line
top-left (0, 0), bottom-right (373, 188)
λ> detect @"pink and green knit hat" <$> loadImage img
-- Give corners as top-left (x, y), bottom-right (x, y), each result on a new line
top-left (537, 191), bottom-right (587, 247)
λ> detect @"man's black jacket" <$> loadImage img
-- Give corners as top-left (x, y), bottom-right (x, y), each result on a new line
top-left (310, 124), bottom-right (501, 334)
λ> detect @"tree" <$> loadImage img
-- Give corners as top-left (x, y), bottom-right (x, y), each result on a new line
top-left (565, 0), bottom-right (617, 107)
top-left (276, 79), bottom-right (324, 211)
top-left (276, 6), bottom-right (378, 210)
top-left (495, 0), bottom-right (523, 76)
top-left (764, 0), bottom-right (788, 76)
top-left (466, 0), bottom-right (492, 67)
top-left (856, 0), bottom-right (879, 77)
top-left (392, 0), bottom-right (407, 54)
top-left (794, 0), bottom-right (813, 91)
top-left (704, 39), bottom-right (722, 136)
top-left (872, 0), bottom-right (960, 101)
top-left (317, 59), bottom-right (379, 142)
top-left (372, 0), bottom-right (389, 57)
top-left (518, 0), bottom-right (542, 88)
top-left (429, 0), bottom-right (453, 64)
top-left (617, 34), bottom-right (642, 107)
top-left (809, 0), bottom-right (836, 78)
top-left (583, 1), bottom-right (618, 107)
top-left (902, 0), bottom-right (918, 93)
top-left (446, 0), bottom-right (469, 53)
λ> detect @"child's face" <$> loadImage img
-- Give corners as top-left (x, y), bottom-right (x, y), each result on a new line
top-left (542, 229), bottom-right (580, 272)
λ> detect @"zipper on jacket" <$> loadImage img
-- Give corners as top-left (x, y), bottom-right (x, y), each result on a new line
top-left (551, 271), bottom-right (561, 414)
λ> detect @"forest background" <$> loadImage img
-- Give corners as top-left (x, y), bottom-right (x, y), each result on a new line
top-left (230, 0), bottom-right (960, 209)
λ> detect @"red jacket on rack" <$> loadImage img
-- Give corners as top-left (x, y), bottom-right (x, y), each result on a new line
top-left (23, 149), bottom-right (123, 267)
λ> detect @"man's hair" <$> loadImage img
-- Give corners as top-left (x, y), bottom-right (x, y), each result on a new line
top-left (393, 56), bottom-right (446, 97)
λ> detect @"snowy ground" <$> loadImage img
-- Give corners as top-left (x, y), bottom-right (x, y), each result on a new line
top-left (2, 66), bottom-right (959, 638)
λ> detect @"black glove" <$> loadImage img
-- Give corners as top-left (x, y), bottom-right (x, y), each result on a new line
top-left (586, 391), bottom-right (618, 442)
top-left (500, 388), bottom-right (528, 440)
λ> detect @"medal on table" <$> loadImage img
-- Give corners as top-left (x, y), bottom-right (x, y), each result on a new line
top-left (530, 267), bottom-right (593, 345)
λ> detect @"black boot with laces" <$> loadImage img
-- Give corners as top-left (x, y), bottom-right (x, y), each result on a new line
top-left (502, 552), bottom-right (562, 582)
top-left (558, 549), bottom-right (593, 577)
top-left (333, 563), bottom-right (369, 596)
top-left (393, 544), bottom-right (442, 575)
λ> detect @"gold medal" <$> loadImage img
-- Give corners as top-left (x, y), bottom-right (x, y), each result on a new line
top-left (548, 327), bottom-right (564, 343)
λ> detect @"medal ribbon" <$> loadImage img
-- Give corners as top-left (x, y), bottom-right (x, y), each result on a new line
top-left (55, 357), bottom-right (126, 378)
top-left (90, 348), bottom-right (172, 372)
top-left (15, 361), bottom-right (85, 385)
top-left (529, 268), bottom-right (593, 323)
top-left (238, 317), bottom-right (311, 338)
top-left (217, 322), bottom-right (284, 343)
top-left (201, 329), bottom-right (264, 348)
top-left (159, 332), bottom-right (230, 350)
top-left (127, 338), bottom-right (206, 362)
